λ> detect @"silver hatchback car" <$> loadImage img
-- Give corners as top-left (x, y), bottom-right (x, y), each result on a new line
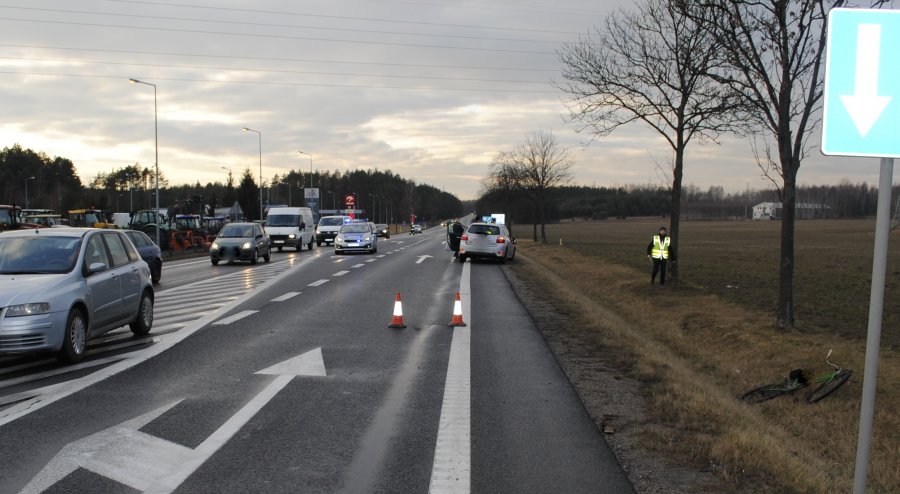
top-left (0, 228), bottom-right (154, 363)
top-left (458, 222), bottom-right (516, 263)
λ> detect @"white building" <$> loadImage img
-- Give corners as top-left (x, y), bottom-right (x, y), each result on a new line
top-left (752, 202), bottom-right (833, 220)
top-left (753, 202), bottom-right (779, 220)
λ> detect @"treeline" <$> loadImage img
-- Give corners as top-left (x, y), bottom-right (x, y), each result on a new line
top-left (476, 184), bottom-right (670, 224)
top-left (477, 181), bottom-right (898, 224)
top-left (1, 144), bottom-right (464, 223)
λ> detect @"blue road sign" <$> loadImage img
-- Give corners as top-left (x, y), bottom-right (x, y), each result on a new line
top-left (822, 9), bottom-right (900, 157)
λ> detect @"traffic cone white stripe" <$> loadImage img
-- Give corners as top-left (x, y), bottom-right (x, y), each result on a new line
top-left (389, 292), bottom-right (407, 328)
top-left (449, 292), bottom-right (467, 327)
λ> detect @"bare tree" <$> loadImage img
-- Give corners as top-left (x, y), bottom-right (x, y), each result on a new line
top-left (516, 131), bottom-right (574, 242)
top-left (698, 0), bottom-right (868, 329)
top-left (557, 0), bottom-right (739, 280)
top-left (484, 151), bottom-right (526, 236)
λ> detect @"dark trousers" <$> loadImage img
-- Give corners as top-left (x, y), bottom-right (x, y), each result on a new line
top-left (651, 258), bottom-right (668, 285)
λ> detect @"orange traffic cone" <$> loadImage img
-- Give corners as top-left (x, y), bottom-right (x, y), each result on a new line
top-left (388, 292), bottom-right (407, 328)
top-left (448, 292), bottom-right (467, 327)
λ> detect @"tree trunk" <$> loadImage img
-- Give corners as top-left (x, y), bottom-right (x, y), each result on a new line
top-left (669, 138), bottom-right (685, 282)
top-left (532, 201), bottom-right (538, 242)
top-left (539, 194), bottom-right (547, 243)
top-left (777, 164), bottom-right (797, 330)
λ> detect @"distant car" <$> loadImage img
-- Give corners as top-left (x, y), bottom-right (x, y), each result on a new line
top-left (335, 223), bottom-right (378, 254)
top-left (459, 222), bottom-right (516, 264)
top-left (0, 228), bottom-right (154, 363)
top-left (124, 229), bottom-right (163, 284)
top-left (316, 215), bottom-right (351, 246)
top-left (410, 224), bottom-right (422, 235)
top-left (210, 222), bottom-right (271, 265)
top-left (374, 223), bottom-right (390, 238)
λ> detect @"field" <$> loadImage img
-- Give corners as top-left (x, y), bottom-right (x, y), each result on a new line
top-left (512, 218), bottom-right (899, 493)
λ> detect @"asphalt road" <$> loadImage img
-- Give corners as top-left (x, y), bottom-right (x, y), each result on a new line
top-left (0, 228), bottom-right (633, 493)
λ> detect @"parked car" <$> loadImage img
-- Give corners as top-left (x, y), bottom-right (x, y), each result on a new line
top-left (0, 228), bottom-right (154, 363)
top-left (458, 222), bottom-right (516, 264)
top-left (334, 223), bottom-right (378, 254)
top-left (374, 223), bottom-right (390, 238)
top-left (124, 229), bottom-right (163, 284)
top-left (210, 222), bottom-right (271, 265)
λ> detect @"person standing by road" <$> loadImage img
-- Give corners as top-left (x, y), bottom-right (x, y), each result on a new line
top-left (447, 219), bottom-right (465, 258)
top-left (647, 226), bottom-right (674, 285)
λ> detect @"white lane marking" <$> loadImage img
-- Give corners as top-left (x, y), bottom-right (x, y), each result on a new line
top-left (351, 264), bottom-right (365, 269)
top-left (0, 254), bottom-right (315, 427)
top-left (0, 355), bottom-right (124, 390)
top-left (308, 279), bottom-right (330, 287)
top-left (377, 255), bottom-right (386, 258)
top-left (20, 349), bottom-right (328, 494)
top-left (429, 261), bottom-right (471, 493)
top-left (212, 310), bottom-right (258, 326)
top-left (333, 270), bottom-right (350, 277)
top-left (416, 255), bottom-right (433, 264)
top-left (333, 258), bottom-right (346, 263)
top-left (271, 291), bottom-right (301, 302)
top-left (365, 259), bottom-right (377, 263)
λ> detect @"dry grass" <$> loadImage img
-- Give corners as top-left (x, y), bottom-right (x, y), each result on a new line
top-left (512, 218), bottom-right (900, 493)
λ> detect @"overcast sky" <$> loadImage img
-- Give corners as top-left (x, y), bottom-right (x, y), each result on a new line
top-left (0, 0), bottom-right (889, 200)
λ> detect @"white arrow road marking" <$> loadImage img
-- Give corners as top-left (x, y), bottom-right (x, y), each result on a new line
top-left (429, 261), bottom-right (471, 493)
top-left (21, 348), bottom-right (327, 494)
top-left (271, 292), bottom-right (301, 302)
top-left (416, 255), bottom-right (433, 264)
top-left (308, 279), bottom-right (329, 287)
top-left (840, 23), bottom-right (892, 137)
top-left (212, 310), bottom-right (258, 326)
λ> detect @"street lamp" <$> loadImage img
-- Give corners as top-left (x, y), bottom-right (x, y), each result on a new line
top-left (298, 151), bottom-right (313, 187)
top-left (242, 127), bottom-right (263, 221)
top-left (129, 78), bottom-right (160, 247)
top-left (24, 176), bottom-right (35, 209)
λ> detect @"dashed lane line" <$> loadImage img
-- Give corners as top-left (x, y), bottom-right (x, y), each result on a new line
top-left (271, 292), bottom-right (301, 302)
top-left (213, 310), bottom-right (258, 326)
top-left (333, 270), bottom-right (350, 277)
top-left (308, 279), bottom-right (330, 287)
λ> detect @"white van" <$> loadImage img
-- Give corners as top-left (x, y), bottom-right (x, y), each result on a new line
top-left (264, 207), bottom-right (315, 251)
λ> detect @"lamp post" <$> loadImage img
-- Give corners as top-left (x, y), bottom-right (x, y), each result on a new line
top-left (220, 166), bottom-right (237, 221)
top-left (128, 78), bottom-right (160, 247)
top-left (25, 176), bottom-right (35, 209)
top-left (278, 182), bottom-right (292, 207)
top-left (242, 127), bottom-right (263, 221)
top-left (298, 151), bottom-right (313, 187)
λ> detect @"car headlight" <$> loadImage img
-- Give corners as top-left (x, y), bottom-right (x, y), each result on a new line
top-left (316, 229), bottom-right (321, 234)
top-left (364, 235), bottom-right (371, 241)
top-left (336, 236), bottom-right (344, 242)
top-left (211, 242), bottom-right (219, 250)
top-left (288, 234), bottom-right (296, 239)
top-left (242, 242), bottom-right (252, 250)
top-left (5, 303), bottom-right (51, 317)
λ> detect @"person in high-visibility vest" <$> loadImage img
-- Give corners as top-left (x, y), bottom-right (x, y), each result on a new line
top-left (646, 226), bottom-right (675, 285)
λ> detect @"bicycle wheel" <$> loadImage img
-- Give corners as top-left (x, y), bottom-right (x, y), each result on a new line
top-left (806, 370), bottom-right (853, 403)
top-left (740, 383), bottom-right (789, 404)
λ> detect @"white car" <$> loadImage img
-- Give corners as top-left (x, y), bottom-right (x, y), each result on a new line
top-left (458, 222), bottom-right (516, 263)
top-left (334, 223), bottom-right (378, 254)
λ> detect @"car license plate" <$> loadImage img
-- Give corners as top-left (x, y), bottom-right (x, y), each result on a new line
top-left (274, 240), bottom-right (284, 244)
top-left (349, 242), bottom-right (360, 247)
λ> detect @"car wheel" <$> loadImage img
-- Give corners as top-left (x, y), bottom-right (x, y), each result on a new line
top-left (251, 248), bottom-right (259, 265)
top-left (458, 254), bottom-right (467, 263)
top-left (58, 308), bottom-right (87, 364)
top-left (277, 246), bottom-right (283, 252)
top-left (317, 241), bottom-right (322, 247)
top-left (211, 258), bottom-right (219, 266)
top-left (151, 259), bottom-right (162, 284)
top-left (264, 249), bottom-right (271, 263)
top-left (130, 289), bottom-right (154, 335)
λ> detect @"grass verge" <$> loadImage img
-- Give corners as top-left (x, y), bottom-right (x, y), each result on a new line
top-left (512, 230), bottom-right (898, 493)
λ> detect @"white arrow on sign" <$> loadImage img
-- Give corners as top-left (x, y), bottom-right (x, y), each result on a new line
top-left (416, 255), bottom-right (433, 264)
top-left (840, 23), bottom-right (892, 138)
top-left (20, 347), bottom-right (327, 494)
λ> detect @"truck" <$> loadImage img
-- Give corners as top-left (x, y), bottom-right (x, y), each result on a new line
top-left (0, 205), bottom-right (42, 232)
top-left (265, 207), bottom-right (315, 251)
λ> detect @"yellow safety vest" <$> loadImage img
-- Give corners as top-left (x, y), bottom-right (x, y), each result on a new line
top-left (651, 235), bottom-right (670, 259)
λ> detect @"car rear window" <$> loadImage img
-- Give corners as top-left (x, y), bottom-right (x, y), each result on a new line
top-left (467, 225), bottom-right (501, 235)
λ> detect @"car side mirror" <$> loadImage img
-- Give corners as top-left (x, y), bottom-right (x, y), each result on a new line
top-left (88, 262), bottom-right (107, 274)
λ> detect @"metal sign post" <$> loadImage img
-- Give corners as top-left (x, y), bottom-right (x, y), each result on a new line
top-left (822, 10), bottom-right (898, 492)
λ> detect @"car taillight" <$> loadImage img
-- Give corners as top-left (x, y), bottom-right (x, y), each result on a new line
top-left (496, 236), bottom-right (506, 244)
top-left (461, 234), bottom-right (468, 241)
